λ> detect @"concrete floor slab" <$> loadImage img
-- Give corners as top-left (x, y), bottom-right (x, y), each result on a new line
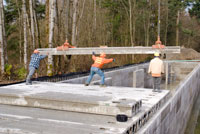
top-left (0, 82), bottom-right (145, 117)
top-left (0, 82), bottom-right (169, 133)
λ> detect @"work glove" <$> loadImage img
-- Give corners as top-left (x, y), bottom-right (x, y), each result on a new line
top-left (92, 52), bottom-right (95, 55)
top-left (113, 59), bottom-right (115, 62)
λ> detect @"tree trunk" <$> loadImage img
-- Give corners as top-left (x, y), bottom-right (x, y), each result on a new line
top-left (34, 8), bottom-right (41, 48)
top-left (187, 36), bottom-right (190, 47)
top-left (22, 0), bottom-right (28, 69)
top-left (45, 0), bottom-right (49, 46)
top-left (146, 0), bottom-right (151, 46)
top-left (72, 0), bottom-right (78, 46)
top-left (133, 0), bottom-right (136, 46)
top-left (16, 0), bottom-right (22, 64)
top-left (164, 0), bottom-right (168, 46)
top-left (65, 0), bottom-right (70, 40)
top-left (47, 0), bottom-right (56, 76)
top-left (29, 0), bottom-right (36, 49)
top-left (176, 10), bottom-right (180, 46)
top-left (76, 0), bottom-right (85, 43)
top-left (32, 0), bottom-right (40, 48)
top-left (0, 0), bottom-right (4, 73)
top-left (94, 0), bottom-right (97, 32)
top-left (128, 0), bottom-right (134, 46)
top-left (1, 1), bottom-right (7, 63)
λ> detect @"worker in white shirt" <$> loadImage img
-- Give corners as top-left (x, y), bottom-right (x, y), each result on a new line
top-left (148, 52), bottom-right (164, 92)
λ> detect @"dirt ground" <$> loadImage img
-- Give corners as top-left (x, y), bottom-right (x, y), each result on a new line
top-left (167, 48), bottom-right (200, 60)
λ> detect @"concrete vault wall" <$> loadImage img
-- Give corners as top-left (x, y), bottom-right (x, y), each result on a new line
top-left (59, 61), bottom-right (200, 134)
top-left (137, 63), bottom-right (200, 134)
top-left (59, 63), bottom-right (153, 88)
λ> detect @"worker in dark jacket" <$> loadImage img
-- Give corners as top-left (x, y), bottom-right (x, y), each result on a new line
top-left (85, 52), bottom-right (115, 87)
top-left (26, 49), bottom-right (47, 85)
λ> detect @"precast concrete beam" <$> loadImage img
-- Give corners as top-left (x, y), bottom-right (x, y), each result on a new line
top-left (37, 46), bottom-right (181, 55)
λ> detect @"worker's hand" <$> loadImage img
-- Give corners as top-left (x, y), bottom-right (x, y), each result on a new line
top-left (92, 52), bottom-right (95, 55)
top-left (113, 59), bottom-right (115, 62)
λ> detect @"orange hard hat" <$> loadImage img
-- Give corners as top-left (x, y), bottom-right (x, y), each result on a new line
top-left (100, 53), bottom-right (106, 57)
top-left (34, 49), bottom-right (39, 53)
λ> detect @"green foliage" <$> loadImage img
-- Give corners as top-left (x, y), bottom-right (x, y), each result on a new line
top-left (182, 28), bottom-right (194, 36)
top-left (35, 0), bottom-right (46, 19)
top-left (14, 67), bottom-right (27, 79)
top-left (4, 64), bottom-right (13, 80)
top-left (189, 1), bottom-right (200, 20)
top-left (4, 0), bottom-right (19, 25)
top-left (101, 0), bottom-right (126, 44)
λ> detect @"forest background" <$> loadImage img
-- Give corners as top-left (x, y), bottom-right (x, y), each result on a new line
top-left (0, 0), bottom-right (200, 82)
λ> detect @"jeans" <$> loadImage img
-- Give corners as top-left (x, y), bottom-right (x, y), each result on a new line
top-left (86, 67), bottom-right (105, 85)
top-left (26, 66), bottom-right (36, 84)
top-left (153, 77), bottom-right (162, 90)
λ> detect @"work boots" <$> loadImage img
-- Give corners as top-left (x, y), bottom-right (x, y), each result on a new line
top-left (26, 79), bottom-right (32, 85)
top-left (84, 83), bottom-right (89, 86)
top-left (152, 89), bottom-right (162, 92)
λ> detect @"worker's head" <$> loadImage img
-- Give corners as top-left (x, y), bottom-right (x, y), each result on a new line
top-left (64, 40), bottom-right (69, 45)
top-left (100, 53), bottom-right (106, 58)
top-left (33, 49), bottom-right (39, 54)
top-left (154, 52), bottom-right (160, 57)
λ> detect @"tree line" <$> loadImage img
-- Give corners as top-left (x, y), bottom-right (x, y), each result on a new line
top-left (0, 0), bottom-right (200, 80)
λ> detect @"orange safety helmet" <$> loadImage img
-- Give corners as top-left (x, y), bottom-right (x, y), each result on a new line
top-left (34, 49), bottom-right (39, 53)
top-left (100, 53), bottom-right (106, 58)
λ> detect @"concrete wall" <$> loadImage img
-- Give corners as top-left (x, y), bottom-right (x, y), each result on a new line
top-left (59, 63), bottom-right (153, 88)
top-left (137, 63), bottom-right (200, 134)
top-left (59, 62), bottom-right (195, 89)
top-left (58, 61), bottom-right (199, 134)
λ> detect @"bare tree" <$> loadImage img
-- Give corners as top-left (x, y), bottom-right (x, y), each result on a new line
top-left (1, 0), bottom-right (7, 63)
top-left (164, 0), bottom-right (169, 46)
top-left (76, 0), bottom-right (86, 43)
top-left (65, 0), bottom-right (70, 40)
top-left (128, 0), bottom-right (134, 46)
top-left (94, 0), bottom-right (97, 31)
top-left (47, 0), bottom-right (56, 76)
top-left (146, 0), bottom-right (151, 46)
top-left (0, 0), bottom-right (4, 73)
top-left (72, 0), bottom-right (78, 46)
top-left (32, 0), bottom-right (41, 48)
top-left (176, 10), bottom-right (180, 46)
top-left (16, 0), bottom-right (22, 64)
top-left (29, 0), bottom-right (36, 49)
top-left (22, 0), bottom-right (28, 69)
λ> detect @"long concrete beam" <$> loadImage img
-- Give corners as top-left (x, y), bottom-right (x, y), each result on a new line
top-left (37, 46), bottom-right (180, 55)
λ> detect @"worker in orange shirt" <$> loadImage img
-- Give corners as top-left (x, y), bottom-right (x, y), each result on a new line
top-left (85, 52), bottom-right (115, 87)
top-left (148, 52), bottom-right (164, 92)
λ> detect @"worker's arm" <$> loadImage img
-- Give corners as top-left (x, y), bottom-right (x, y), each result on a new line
top-left (92, 52), bottom-right (96, 61)
top-left (39, 55), bottom-right (47, 59)
top-left (103, 58), bottom-right (113, 64)
top-left (92, 55), bottom-right (96, 61)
